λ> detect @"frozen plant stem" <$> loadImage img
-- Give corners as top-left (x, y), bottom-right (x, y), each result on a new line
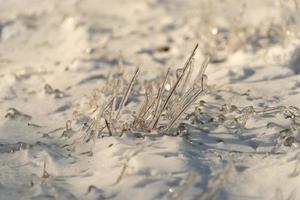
top-left (105, 118), bottom-right (113, 136)
top-left (97, 95), bottom-right (117, 119)
top-left (194, 56), bottom-right (210, 87)
top-left (113, 149), bottom-right (142, 185)
top-left (152, 44), bottom-right (199, 129)
top-left (147, 68), bottom-right (170, 130)
top-left (166, 87), bottom-right (206, 131)
top-left (115, 67), bottom-right (140, 119)
top-left (114, 163), bottom-right (128, 185)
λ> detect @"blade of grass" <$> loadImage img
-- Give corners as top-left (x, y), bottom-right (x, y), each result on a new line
top-left (152, 44), bottom-right (199, 129)
top-left (193, 56), bottom-right (210, 89)
top-left (105, 118), bottom-right (113, 136)
top-left (151, 68), bottom-right (171, 128)
top-left (165, 88), bottom-right (206, 131)
top-left (115, 67), bottom-right (140, 119)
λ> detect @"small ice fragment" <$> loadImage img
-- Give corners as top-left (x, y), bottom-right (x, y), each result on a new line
top-left (165, 83), bottom-right (171, 91)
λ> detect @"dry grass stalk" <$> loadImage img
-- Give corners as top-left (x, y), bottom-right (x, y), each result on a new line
top-left (113, 149), bottom-right (142, 185)
top-left (105, 118), bottom-right (113, 136)
top-left (166, 86), bottom-right (207, 131)
top-left (115, 67), bottom-right (140, 119)
top-left (152, 68), bottom-right (171, 121)
top-left (131, 68), bottom-right (171, 131)
top-left (152, 44), bottom-right (199, 129)
top-left (164, 55), bottom-right (209, 131)
top-left (114, 163), bottom-right (128, 185)
top-left (75, 44), bottom-right (209, 139)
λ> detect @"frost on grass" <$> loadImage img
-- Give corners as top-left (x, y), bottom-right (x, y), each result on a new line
top-left (65, 43), bottom-right (300, 160)
top-left (67, 44), bottom-right (210, 145)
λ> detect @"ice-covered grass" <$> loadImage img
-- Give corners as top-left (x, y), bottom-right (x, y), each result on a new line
top-left (2, 0), bottom-right (300, 199)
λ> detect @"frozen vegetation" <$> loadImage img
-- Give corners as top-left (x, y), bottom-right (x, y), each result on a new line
top-left (1, 0), bottom-right (300, 199)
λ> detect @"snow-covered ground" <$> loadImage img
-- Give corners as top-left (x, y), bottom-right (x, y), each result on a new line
top-left (1, 0), bottom-right (300, 199)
